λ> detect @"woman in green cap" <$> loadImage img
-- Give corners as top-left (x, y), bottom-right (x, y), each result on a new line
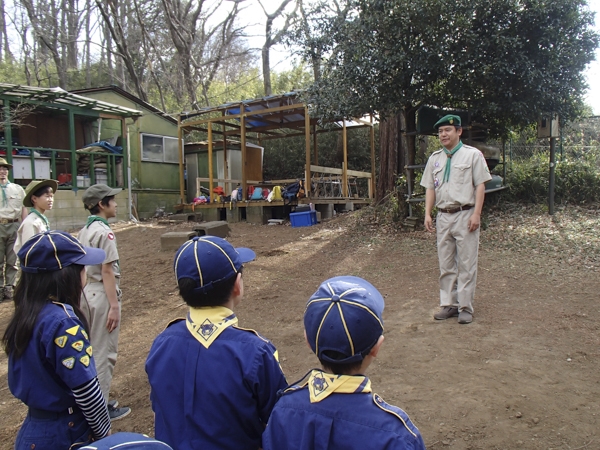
top-left (14, 179), bottom-right (58, 255)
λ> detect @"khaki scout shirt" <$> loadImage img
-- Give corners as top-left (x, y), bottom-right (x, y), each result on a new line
top-left (0, 182), bottom-right (25, 220)
top-left (420, 143), bottom-right (492, 209)
top-left (78, 220), bottom-right (121, 286)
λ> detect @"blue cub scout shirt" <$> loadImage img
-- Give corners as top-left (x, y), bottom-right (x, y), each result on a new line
top-left (9, 302), bottom-right (98, 411)
top-left (262, 370), bottom-right (426, 450)
top-left (145, 307), bottom-right (287, 450)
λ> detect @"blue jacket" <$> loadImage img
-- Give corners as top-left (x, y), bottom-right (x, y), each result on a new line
top-left (9, 302), bottom-right (98, 412)
top-left (263, 370), bottom-right (426, 450)
top-left (145, 307), bottom-right (287, 450)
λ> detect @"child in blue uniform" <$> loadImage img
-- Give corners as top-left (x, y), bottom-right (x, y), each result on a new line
top-left (145, 236), bottom-right (287, 450)
top-left (3, 230), bottom-right (112, 449)
top-left (263, 276), bottom-right (427, 450)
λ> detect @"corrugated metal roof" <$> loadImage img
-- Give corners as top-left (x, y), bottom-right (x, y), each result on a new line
top-left (0, 83), bottom-right (142, 117)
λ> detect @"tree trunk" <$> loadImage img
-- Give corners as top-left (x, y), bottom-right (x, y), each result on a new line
top-left (400, 107), bottom-right (417, 193)
top-left (376, 113), bottom-right (400, 202)
top-left (262, 45), bottom-right (272, 96)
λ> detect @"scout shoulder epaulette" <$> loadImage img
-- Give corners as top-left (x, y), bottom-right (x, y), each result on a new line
top-left (232, 325), bottom-right (270, 344)
top-left (281, 371), bottom-right (312, 395)
top-left (372, 393), bottom-right (418, 439)
top-left (431, 149), bottom-right (444, 156)
top-left (165, 318), bottom-right (185, 330)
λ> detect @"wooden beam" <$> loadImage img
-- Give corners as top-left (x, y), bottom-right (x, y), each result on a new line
top-left (305, 106), bottom-right (311, 199)
top-left (208, 123), bottom-right (214, 200)
top-left (178, 115), bottom-right (185, 202)
top-left (241, 106), bottom-right (247, 200)
top-left (310, 165), bottom-right (372, 178)
top-left (342, 120), bottom-right (348, 197)
top-left (370, 115), bottom-right (376, 199)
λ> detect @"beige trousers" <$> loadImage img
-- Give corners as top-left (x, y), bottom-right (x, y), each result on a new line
top-left (81, 282), bottom-right (121, 401)
top-left (436, 209), bottom-right (480, 314)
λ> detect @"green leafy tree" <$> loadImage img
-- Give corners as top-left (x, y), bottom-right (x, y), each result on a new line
top-left (298, 0), bottom-right (599, 200)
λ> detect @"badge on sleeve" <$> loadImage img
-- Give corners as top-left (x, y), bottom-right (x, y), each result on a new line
top-left (54, 336), bottom-right (67, 348)
top-left (81, 329), bottom-right (89, 340)
top-left (108, 233), bottom-right (115, 240)
top-left (86, 346), bottom-right (93, 356)
top-left (62, 357), bottom-right (75, 369)
top-left (72, 340), bottom-right (84, 352)
top-left (79, 355), bottom-right (90, 367)
top-left (66, 325), bottom-right (79, 336)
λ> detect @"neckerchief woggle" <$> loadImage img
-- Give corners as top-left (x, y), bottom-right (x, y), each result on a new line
top-left (306, 369), bottom-right (372, 403)
top-left (443, 141), bottom-right (463, 182)
top-left (30, 208), bottom-right (50, 230)
top-left (186, 306), bottom-right (238, 348)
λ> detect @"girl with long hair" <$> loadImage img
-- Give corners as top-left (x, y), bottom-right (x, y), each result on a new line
top-left (3, 230), bottom-right (111, 449)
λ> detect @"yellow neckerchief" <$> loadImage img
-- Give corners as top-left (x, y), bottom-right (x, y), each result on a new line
top-left (186, 306), bottom-right (238, 349)
top-left (306, 369), bottom-right (371, 403)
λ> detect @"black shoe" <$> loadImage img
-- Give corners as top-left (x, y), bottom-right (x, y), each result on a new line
top-left (108, 405), bottom-right (131, 421)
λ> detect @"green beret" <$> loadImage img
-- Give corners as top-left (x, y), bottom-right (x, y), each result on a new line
top-left (434, 114), bottom-right (462, 129)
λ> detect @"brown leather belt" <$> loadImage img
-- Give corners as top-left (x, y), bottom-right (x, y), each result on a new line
top-left (0, 218), bottom-right (19, 224)
top-left (438, 205), bottom-right (473, 214)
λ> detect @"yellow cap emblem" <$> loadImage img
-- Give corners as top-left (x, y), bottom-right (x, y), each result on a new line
top-left (79, 355), bottom-right (90, 367)
top-left (62, 357), bottom-right (75, 369)
top-left (54, 336), bottom-right (67, 348)
top-left (449, 118), bottom-right (454, 124)
top-left (72, 340), bottom-right (84, 352)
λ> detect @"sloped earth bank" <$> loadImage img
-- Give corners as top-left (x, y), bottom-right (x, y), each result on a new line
top-left (0, 205), bottom-right (598, 449)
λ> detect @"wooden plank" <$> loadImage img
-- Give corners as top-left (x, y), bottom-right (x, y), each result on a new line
top-left (309, 165), bottom-right (371, 178)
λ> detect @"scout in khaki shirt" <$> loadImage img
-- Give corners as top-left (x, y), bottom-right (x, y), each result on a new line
top-left (78, 184), bottom-right (131, 421)
top-left (14, 179), bottom-right (58, 255)
top-left (421, 114), bottom-right (492, 324)
top-left (0, 157), bottom-right (26, 301)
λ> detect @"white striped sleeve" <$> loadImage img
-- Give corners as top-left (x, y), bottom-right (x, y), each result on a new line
top-left (72, 378), bottom-right (111, 439)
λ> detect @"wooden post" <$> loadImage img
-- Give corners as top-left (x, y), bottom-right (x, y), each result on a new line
top-left (69, 110), bottom-right (77, 188)
top-left (342, 119), bottom-right (348, 198)
top-left (370, 115), bottom-right (375, 199)
top-left (121, 118), bottom-right (128, 188)
top-left (222, 111), bottom-right (228, 195)
top-left (208, 121), bottom-right (214, 200)
top-left (177, 116), bottom-right (185, 203)
top-left (3, 102), bottom-right (13, 180)
top-left (313, 124), bottom-right (318, 165)
top-left (241, 105), bottom-right (247, 200)
top-left (305, 106), bottom-right (311, 198)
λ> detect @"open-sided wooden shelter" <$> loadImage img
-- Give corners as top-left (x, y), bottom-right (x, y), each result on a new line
top-left (178, 92), bottom-right (376, 213)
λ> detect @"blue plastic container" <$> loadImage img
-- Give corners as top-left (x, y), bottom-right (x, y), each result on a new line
top-left (290, 211), bottom-right (317, 227)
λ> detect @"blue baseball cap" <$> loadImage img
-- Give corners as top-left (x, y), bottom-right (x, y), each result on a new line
top-left (304, 276), bottom-right (385, 365)
top-left (174, 236), bottom-right (256, 294)
top-left (18, 230), bottom-right (106, 273)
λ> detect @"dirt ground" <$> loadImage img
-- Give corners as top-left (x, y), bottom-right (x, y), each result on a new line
top-left (0, 207), bottom-right (599, 449)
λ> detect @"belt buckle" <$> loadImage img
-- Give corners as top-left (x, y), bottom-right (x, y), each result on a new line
top-left (0, 219), bottom-right (7, 224)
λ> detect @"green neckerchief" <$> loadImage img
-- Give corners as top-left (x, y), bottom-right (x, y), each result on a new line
top-left (443, 141), bottom-right (463, 183)
top-left (86, 215), bottom-right (110, 228)
top-left (29, 208), bottom-right (50, 230)
top-left (0, 182), bottom-right (9, 207)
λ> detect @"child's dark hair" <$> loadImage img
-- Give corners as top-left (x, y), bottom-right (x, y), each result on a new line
top-left (2, 264), bottom-right (88, 358)
top-left (318, 338), bottom-right (379, 375)
top-left (178, 267), bottom-right (243, 307)
top-left (32, 185), bottom-right (54, 198)
top-left (86, 195), bottom-right (114, 214)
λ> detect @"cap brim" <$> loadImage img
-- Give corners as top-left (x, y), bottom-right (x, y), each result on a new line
top-left (105, 187), bottom-right (122, 196)
top-left (236, 247), bottom-right (256, 263)
top-left (74, 246), bottom-right (106, 266)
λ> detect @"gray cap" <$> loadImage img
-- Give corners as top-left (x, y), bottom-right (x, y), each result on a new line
top-left (82, 184), bottom-right (122, 209)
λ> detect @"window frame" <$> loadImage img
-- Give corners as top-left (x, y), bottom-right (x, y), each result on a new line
top-left (140, 133), bottom-right (181, 164)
